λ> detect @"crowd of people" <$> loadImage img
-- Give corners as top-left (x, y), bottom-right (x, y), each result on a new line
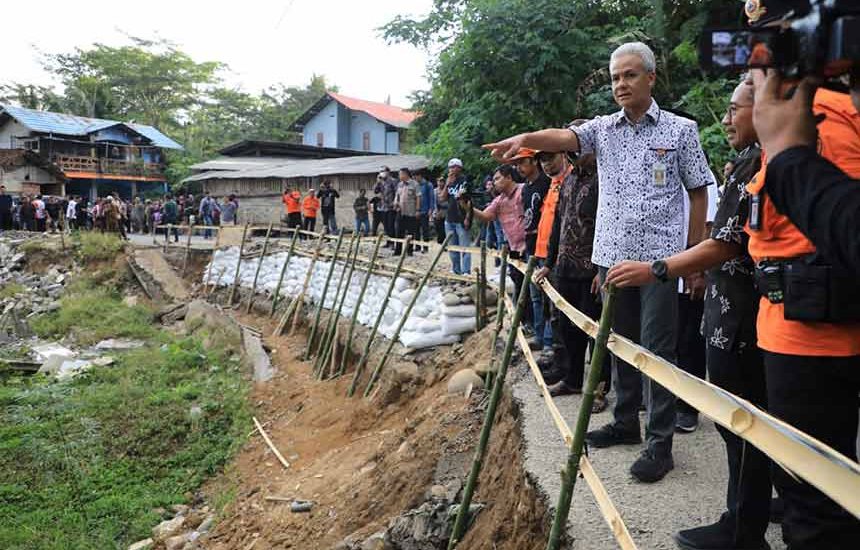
top-left (0, 189), bottom-right (240, 241)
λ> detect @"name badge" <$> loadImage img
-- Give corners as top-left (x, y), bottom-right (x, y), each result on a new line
top-left (653, 161), bottom-right (667, 187)
top-left (749, 192), bottom-right (762, 230)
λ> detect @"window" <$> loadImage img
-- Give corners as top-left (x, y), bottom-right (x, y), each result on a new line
top-left (316, 132), bottom-right (324, 147)
top-left (362, 131), bottom-right (371, 151)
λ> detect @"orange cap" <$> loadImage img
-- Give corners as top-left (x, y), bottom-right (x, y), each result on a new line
top-left (507, 147), bottom-right (540, 161)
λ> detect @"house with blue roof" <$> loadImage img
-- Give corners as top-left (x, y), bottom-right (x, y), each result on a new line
top-left (0, 104), bottom-right (182, 199)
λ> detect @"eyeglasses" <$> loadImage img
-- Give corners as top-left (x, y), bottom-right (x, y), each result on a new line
top-left (726, 104), bottom-right (753, 122)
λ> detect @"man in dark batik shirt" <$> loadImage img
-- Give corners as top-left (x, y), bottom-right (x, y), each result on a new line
top-left (606, 78), bottom-right (770, 550)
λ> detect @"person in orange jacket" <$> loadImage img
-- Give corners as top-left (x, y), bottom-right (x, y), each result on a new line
top-left (282, 186), bottom-right (302, 230)
top-left (302, 189), bottom-right (320, 234)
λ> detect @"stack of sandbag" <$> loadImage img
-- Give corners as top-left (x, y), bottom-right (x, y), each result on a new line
top-left (440, 288), bottom-right (477, 336)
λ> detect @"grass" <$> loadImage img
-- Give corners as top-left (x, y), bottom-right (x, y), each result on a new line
top-left (0, 337), bottom-right (250, 550)
top-left (0, 273), bottom-right (250, 549)
top-left (0, 283), bottom-right (25, 300)
top-left (74, 232), bottom-right (125, 262)
top-left (30, 282), bottom-right (156, 346)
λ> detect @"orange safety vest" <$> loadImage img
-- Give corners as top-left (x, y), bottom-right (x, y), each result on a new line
top-left (302, 196), bottom-right (320, 218)
top-left (283, 191), bottom-right (301, 214)
top-left (745, 89), bottom-right (860, 356)
top-left (535, 164), bottom-right (571, 259)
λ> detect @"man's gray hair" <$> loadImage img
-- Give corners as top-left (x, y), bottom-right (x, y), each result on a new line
top-left (610, 42), bottom-right (657, 73)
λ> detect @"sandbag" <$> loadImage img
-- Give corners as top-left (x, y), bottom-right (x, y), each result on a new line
top-left (441, 304), bottom-right (475, 318)
top-left (441, 315), bottom-right (477, 336)
top-left (400, 330), bottom-right (460, 350)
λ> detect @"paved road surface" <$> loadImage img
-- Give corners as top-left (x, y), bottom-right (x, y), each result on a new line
top-left (510, 365), bottom-right (785, 550)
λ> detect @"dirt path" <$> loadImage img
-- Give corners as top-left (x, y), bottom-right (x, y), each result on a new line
top-left (132, 248), bottom-right (191, 301)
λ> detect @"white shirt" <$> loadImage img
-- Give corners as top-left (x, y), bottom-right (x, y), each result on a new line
top-left (66, 200), bottom-right (77, 219)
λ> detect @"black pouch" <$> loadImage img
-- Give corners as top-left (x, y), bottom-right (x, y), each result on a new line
top-left (828, 271), bottom-right (860, 323)
top-left (783, 261), bottom-right (830, 322)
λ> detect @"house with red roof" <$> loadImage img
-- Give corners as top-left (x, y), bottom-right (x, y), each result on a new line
top-left (292, 92), bottom-right (418, 154)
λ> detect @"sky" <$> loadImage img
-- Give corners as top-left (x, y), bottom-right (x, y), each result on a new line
top-left (3, 0), bottom-right (433, 108)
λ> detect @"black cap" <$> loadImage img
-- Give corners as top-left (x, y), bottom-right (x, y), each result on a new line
top-left (746, 0), bottom-right (811, 26)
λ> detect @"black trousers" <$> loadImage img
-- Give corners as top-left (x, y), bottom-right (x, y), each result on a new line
top-left (707, 341), bottom-right (771, 543)
top-left (383, 210), bottom-right (396, 239)
top-left (417, 213), bottom-right (431, 250)
top-left (371, 213), bottom-right (383, 236)
top-left (434, 217), bottom-right (446, 244)
top-left (395, 215), bottom-right (417, 255)
top-left (287, 212), bottom-right (302, 229)
top-left (764, 351), bottom-right (860, 549)
top-left (554, 276), bottom-right (611, 389)
top-left (677, 294), bottom-right (706, 415)
top-left (302, 216), bottom-right (316, 233)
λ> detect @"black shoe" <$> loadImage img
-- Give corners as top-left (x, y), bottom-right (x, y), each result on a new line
top-left (630, 449), bottom-right (674, 483)
top-left (548, 380), bottom-right (582, 397)
top-left (676, 412), bottom-right (699, 433)
top-left (527, 336), bottom-right (543, 351)
top-left (586, 424), bottom-right (641, 449)
top-left (674, 515), bottom-right (770, 550)
top-left (541, 367), bottom-right (564, 386)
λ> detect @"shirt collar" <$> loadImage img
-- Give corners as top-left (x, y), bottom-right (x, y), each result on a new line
top-left (551, 164), bottom-right (573, 186)
top-left (614, 98), bottom-right (660, 127)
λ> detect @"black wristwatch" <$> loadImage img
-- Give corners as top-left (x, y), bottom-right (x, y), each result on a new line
top-left (650, 260), bottom-right (669, 283)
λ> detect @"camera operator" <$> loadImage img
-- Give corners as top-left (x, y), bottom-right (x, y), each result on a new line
top-left (753, 68), bottom-right (860, 275)
top-left (746, 65), bottom-right (860, 547)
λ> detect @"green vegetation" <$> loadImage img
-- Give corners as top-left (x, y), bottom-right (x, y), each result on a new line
top-left (31, 285), bottom-right (155, 346)
top-left (0, 293), bottom-right (250, 549)
top-left (73, 231), bottom-right (126, 263)
top-left (0, 282), bottom-right (25, 300)
top-left (382, 0), bottom-right (737, 175)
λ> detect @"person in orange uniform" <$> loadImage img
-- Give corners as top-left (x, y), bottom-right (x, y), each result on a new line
top-left (282, 187), bottom-right (302, 230)
top-left (747, 75), bottom-right (860, 549)
top-left (302, 188), bottom-right (320, 234)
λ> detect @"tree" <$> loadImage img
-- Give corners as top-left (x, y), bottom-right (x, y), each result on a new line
top-left (382, 0), bottom-right (734, 175)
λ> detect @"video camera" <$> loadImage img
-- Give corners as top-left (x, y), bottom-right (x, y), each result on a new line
top-left (699, 0), bottom-right (860, 79)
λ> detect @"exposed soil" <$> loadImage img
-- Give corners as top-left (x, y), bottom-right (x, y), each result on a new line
top-left (197, 311), bottom-right (549, 550)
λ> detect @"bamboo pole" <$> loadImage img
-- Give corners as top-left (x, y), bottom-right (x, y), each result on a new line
top-left (304, 229), bottom-right (345, 360)
top-left (270, 230), bottom-right (300, 317)
top-left (314, 233), bottom-right (360, 378)
top-left (317, 235), bottom-right (363, 379)
top-left (484, 245), bottom-right (508, 389)
top-left (181, 224), bottom-right (194, 277)
top-left (58, 208), bottom-right (67, 252)
top-left (337, 234), bottom-right (384, 377)
top-left (347, 237), bottom-right (411, 397)
top-left (253, 416), bottom-right (290, 470)
top-left (363, 234), bottom-right (452, 398)
top-left (226, 223), bottom-right (250, 306)
top-left (284, 232), bottom-right (326, 336)
top-left (245, 223), bottom-right (274, 313)
top-left (476, 240), bottom-right (487, 331)
top-left (447, 257), bottom-right (536, 549)
top-left (545, 284), bottom-right (617, 550)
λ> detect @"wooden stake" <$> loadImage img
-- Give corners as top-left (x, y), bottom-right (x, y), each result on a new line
top-left (278, 232), bottom-right (325, 336)
top-left (226, 223), bottom-right (250, 307)
top-left (313, 233), bottom-right (359, 377)
top-left (544, 285), bottom-right (617, 550)
top-left (305, 229), bottom-right (345, 360)
top-left (270, 230), bottom-right (300, 317)
top-left (58, 208), bottom-right (67, 252)
top-left (181, 224), bottom-right (194, 277)
top-left (347, 237), bottom-right (411, 397)
top-left (363, 234), bottom-right (452, 398)
top-left (485, 245), bottom-right (508, 389)
top-left (253, 416), bottom-right (290, 470)
top-left (337, 234), bottom-right (384, 377)
top-left (447, 257), bottom-right (536, 549)
top-left (476, 240), bottom-right (487, 331)
top-left (246, 223), bottom-right (274, 313)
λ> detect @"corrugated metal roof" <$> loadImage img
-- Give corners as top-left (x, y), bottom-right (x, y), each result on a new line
top-left (190, 156), bottom-right (298, 171)
top-left (0, 104), bottom-right (183, 149)
top-left (183, 153), bottom-right (429, 183)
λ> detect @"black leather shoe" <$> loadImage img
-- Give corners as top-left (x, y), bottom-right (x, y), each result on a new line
top-left (586, 423), bottom-right (641, 448)
top-left (548, 380), bottom-right (582, 397)
top-left (541, 367), bottom-right (564, 386)
top-left (674, 515), bottom-right (770, 550)
top-left (630, 450), bottom-right (674, 483)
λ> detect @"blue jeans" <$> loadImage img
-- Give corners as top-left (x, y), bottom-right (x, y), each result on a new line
top-left (528, 256), bottom-right (553, 348)
top-left (355, 214), bottom-right (370, 235)
top-left (203, 214), bottom-right (213, 238)
top-left (444, 221), bottom-right (471, 275)
top-left (323, 210), bottom-right (337, 234)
